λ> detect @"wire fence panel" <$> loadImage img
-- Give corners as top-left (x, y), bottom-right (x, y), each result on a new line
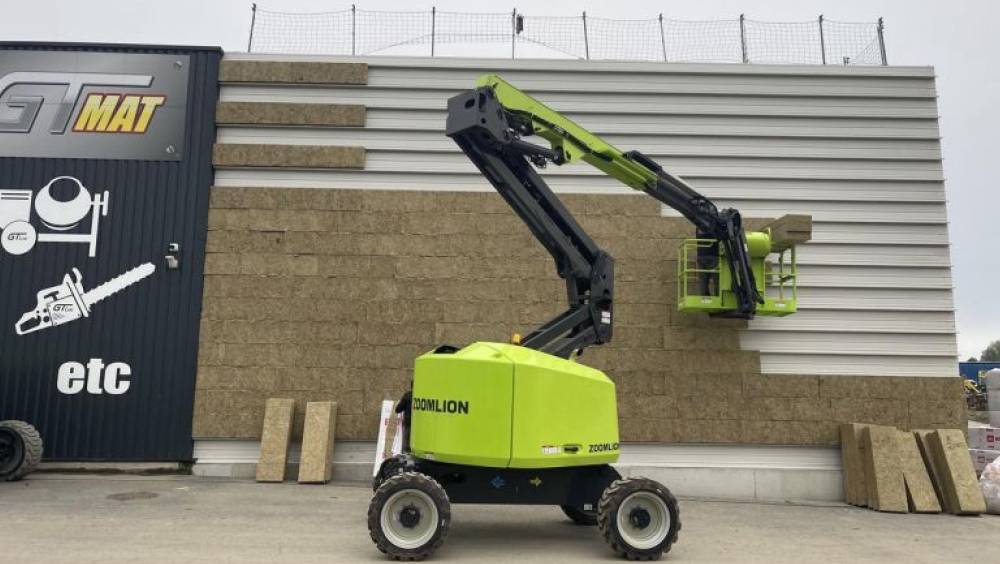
top-left (250, 9), bottom-right (353, 55)
top-left (435, 11), bottom-right (511, 45)
top-left (247, 5), bottom-right (888, 66)
top-left (744, 19), bottom-right (824, 65)
top-left (518, 15), bottom-right (587, 59)
top-left (662, 18), bottom-right (744, 63)
top-left (822, 19), bottom-right (884, 65)
top-left (356, 10), bottom-right (433, 55)
top-left (586, 17), bottom-right (663, 62)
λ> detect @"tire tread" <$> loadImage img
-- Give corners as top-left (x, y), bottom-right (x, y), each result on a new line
top-left (0, 420), bottom-right (43, 482)
top-left (367, 471), bottom-right (450, 561)
top-left (597, 477), bottom-right (681, 561)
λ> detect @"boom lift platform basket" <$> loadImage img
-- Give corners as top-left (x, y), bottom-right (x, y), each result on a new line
top-left (677, 231), bottom-right (798, 316)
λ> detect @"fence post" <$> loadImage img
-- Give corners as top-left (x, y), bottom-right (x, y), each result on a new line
top-left (351, 4), bottom-right (357, 56)
top-left (582, 11), bottom-right (590, 60)
top-left (659, 14), bottom-right (668, 62)
top-left (247, 3), bottom-right (257, 53)
top-left (431, 7), bottom-right (436, 57)
top-left (818, 14), bottom-right (826, 64)
top-left (511, 9), bottom-right (517, 59)
top-left (877, 17), bottom-right (887, 65)
top-left (739, 14), bottom-right (748, 63)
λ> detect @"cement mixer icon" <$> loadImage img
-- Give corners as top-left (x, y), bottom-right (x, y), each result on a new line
top-left (0, 176), bottom-right (109, 258)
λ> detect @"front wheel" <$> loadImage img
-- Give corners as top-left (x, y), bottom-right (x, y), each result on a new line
top-left (598, 477), bottom-right (680, 561)
top-left (368, 472), bottom-right (450, 561)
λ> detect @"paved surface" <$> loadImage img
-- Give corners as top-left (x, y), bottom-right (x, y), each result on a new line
top-left (1, 474), bottom-right (998, 563)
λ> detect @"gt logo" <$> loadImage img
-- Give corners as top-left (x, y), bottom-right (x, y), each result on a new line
top-left (0, 71), bottom-right (154, 134)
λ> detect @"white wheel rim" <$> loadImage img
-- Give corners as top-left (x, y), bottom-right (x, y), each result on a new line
top-left (616, 491), bottom-right (670, 550)
top-left (380, 489), bottom-right (439, 549)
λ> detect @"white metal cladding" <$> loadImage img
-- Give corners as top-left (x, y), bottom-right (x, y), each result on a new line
top-left (216, 54), bottom-right (958, 378)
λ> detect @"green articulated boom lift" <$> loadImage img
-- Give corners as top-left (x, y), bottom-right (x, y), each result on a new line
top-left (367, 75), bottom-right (799, 561)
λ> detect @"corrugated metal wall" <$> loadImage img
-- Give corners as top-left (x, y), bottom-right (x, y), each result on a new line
top-left (0, 44), bottom-right (220, 460)
top-left (215, 54), bottom-right (956, 378)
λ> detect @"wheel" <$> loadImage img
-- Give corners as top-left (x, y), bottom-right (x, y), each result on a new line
top-left (0, 420), bottom-right (43, 482)
top-left (368, 472), bottom-right (450, 561)
top-left (561, 504), bottom-right (598, 526)
top-left (598, 477), bottom-right (680, 561)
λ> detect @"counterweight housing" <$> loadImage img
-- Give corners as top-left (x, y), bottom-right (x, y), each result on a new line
top-left (410, 342), bottom-right (619, 469)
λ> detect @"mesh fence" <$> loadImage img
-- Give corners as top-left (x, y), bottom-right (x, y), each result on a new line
top-left (822, 19), bottom-right (884, 65)
top-left (518, 15), bottom-right (586, 59)
top-left (250, 9), bottom-right (354, 55)
top-left (662, 18), bottom-right (744, 63)
top-left (248, 6), bottom-right (887, 65)
top-left (355, 10), bottom-right (433, 55)
top-left (586, 17), bottom-right (663, 62)
top-left (435, 11), bottom-right (512, 47)
top-left (744, 19), bottom-right (824, 65)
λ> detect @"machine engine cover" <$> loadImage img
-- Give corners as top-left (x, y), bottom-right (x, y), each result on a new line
top-left (410, 342), bottom-right (620, 469)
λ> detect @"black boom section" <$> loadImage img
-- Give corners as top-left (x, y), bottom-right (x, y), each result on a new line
top-left (626, 150), bottom-right (764, 317)
top-left (446, 87), bottom-right (614, 358)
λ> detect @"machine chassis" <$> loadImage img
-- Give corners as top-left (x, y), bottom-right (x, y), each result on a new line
top-left (374, 453), bottom-right (620, 509)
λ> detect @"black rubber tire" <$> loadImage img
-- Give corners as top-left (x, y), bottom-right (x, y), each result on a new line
top-left (0, 420), bottom-right (43, 482)
top-left (561, 504), bottom-right (598, 526)
top-left (598, 477), bottom-right (681, 561)
top-left (368, 472), bottom-right (451, 561)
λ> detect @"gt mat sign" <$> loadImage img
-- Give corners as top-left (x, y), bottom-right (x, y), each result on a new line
top-left (0, 51), bottom-right (190, 160)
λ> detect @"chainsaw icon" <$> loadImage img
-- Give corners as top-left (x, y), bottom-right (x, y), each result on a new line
top-left (15, 262), bottom-right (155, 336)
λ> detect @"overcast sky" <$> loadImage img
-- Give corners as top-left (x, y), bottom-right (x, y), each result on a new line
top-left (3, 0), bottom-right (997, 360)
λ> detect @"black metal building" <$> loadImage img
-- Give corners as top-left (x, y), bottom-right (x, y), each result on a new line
top-left (0, 43), bottom-right (220, 460)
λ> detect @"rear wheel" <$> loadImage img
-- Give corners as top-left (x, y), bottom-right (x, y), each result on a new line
top-left (598, 477), bottom-right (680, 560)
top-left (561, 504), bottom-right (598, 526)
top-left (0, 420), bottom-right (43, 482)
top-left (368, 472), bottom-right (450, 561)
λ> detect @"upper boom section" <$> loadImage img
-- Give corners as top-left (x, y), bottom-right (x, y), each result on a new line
top-left (475, 75), bottom-right (657, 187)
top-left (476, 75), bottom-right (725, 237)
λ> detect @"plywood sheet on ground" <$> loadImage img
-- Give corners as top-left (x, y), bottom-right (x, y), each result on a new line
top-left (298, 401), bottom-right (338, 484)
top-left (926, 429), bottom-right (986, 514)
top-left (840, 423), bottom-right (869, 507)
top-left (256, 398), bottom-right (295, 483)
top-left (861, 425), bottom-right (907, 512)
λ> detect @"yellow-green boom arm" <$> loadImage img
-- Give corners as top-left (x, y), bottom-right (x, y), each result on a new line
top-left (445, 75), bottom-right (764, 357)
top-left (476, 75), bottom-right (658, 190)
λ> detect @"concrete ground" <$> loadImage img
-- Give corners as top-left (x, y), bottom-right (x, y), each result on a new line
top-left (1, 474), bottom-right (997, 563)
